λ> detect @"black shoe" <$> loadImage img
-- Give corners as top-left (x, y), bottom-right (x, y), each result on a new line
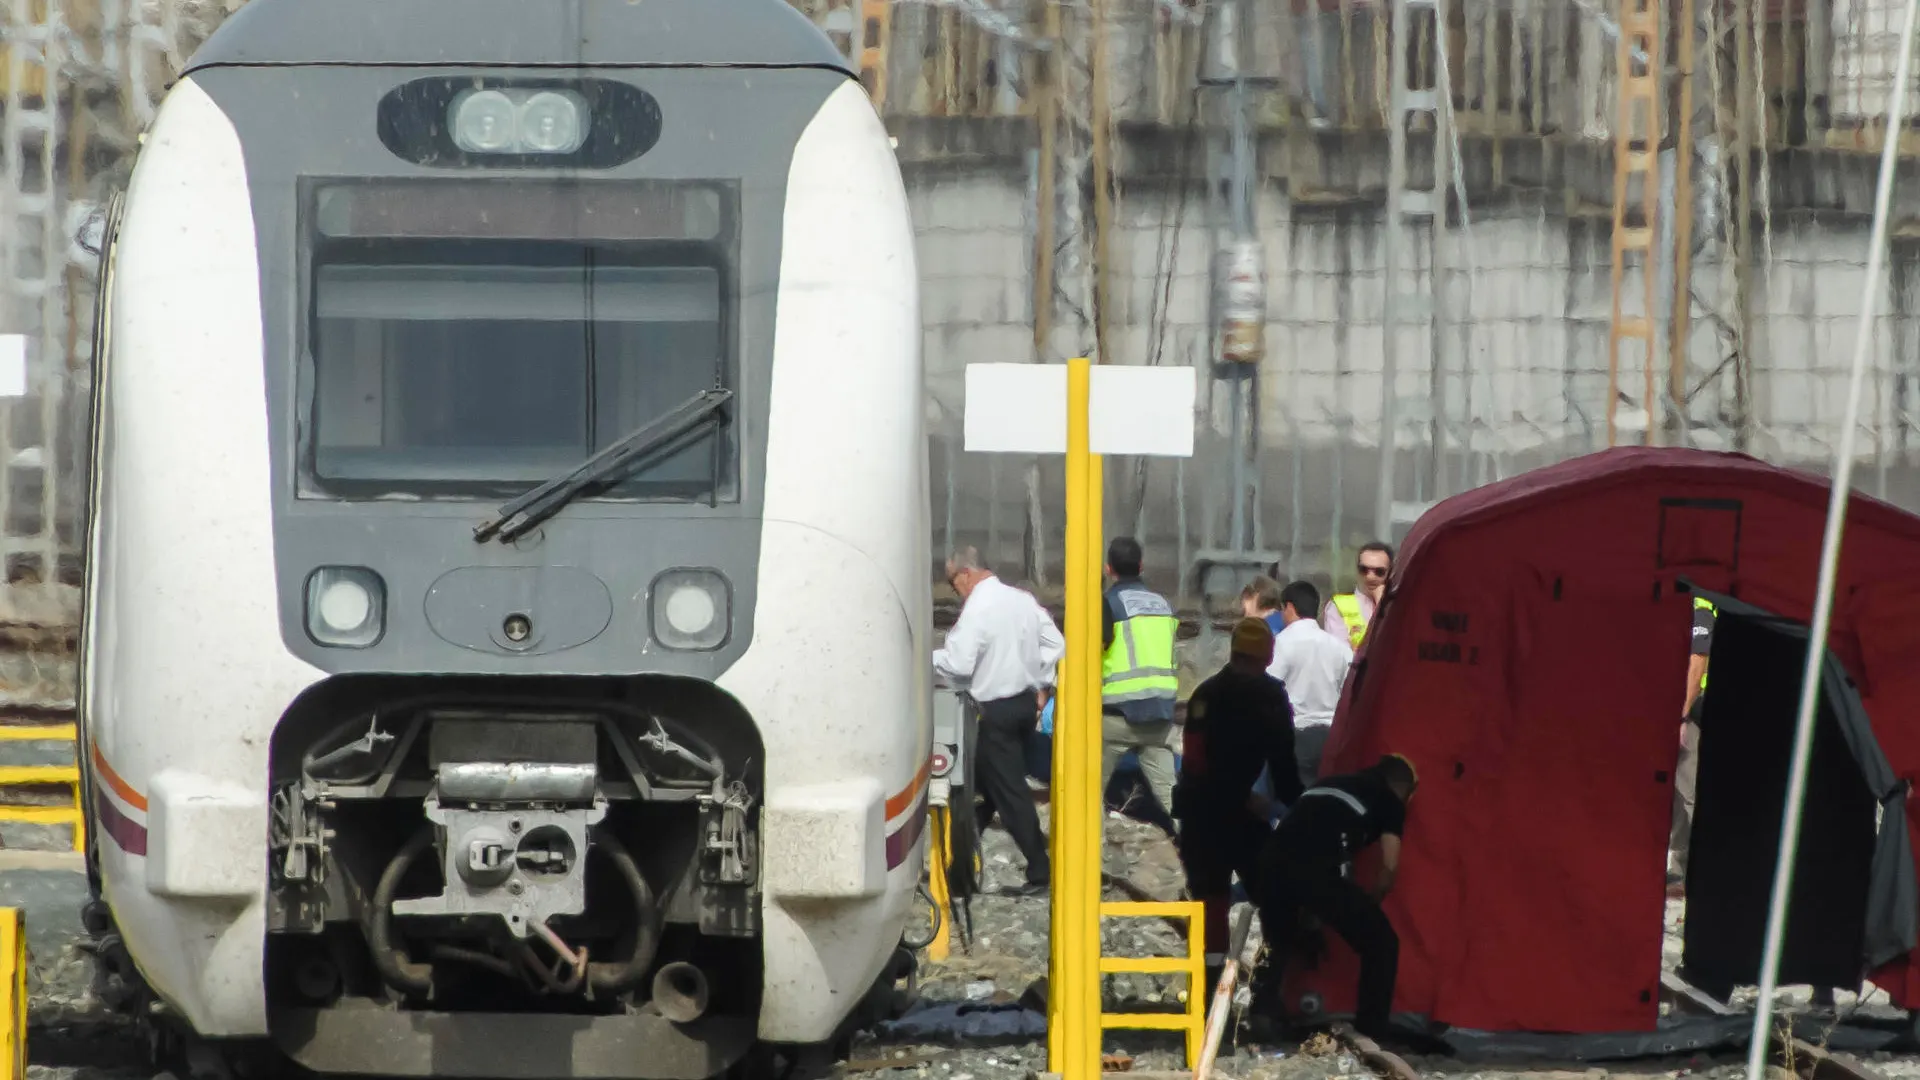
top-left (998, 880), bottom-right (1049, 898)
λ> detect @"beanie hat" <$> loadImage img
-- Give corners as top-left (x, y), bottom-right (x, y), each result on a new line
top-left (1229, 616), bottom-right (1273, 658)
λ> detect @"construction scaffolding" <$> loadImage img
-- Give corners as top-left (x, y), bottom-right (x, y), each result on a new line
top-left (7, 0), bottom-right (1920, 658)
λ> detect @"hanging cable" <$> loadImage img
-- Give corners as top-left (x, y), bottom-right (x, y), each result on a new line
top-left (1742, 0), bottom-right (1920, 1073)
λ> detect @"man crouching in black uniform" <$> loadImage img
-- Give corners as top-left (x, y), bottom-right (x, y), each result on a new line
top-left (1255, 753), bottom-right (1418, 1044)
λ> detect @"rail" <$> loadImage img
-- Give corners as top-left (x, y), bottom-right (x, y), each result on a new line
top-left (0, 725), bottom-right (83, 853)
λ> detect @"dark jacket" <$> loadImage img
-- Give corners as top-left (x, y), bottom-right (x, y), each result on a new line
top-left (1173, 663), bottom-right (1300, 822)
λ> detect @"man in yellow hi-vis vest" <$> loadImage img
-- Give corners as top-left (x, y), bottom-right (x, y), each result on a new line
top-left (1320, 541), bottom-right (1394, 648)
top-left (1669, 595), bottom-right (1715, 895)
top-left (1099, 536), bottom-right (1180, 826)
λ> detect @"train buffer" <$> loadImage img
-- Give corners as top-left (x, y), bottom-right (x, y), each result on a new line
top-left (0, 724), bottom-right (83, 853)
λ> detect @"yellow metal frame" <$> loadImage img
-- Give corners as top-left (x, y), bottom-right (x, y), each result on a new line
top-left (1605, 0), bottom-right (1662, 448)
top-left (858, 0), bottom-right (891, 106)
top-left (1097, 901), bottom-right (1207, 1066)
top-left (925, 805), bottom-right (953, 962)
top-left (1, 907), bottom-right (22, 1080)
top-left (0, 725), bottom-right (84, 852)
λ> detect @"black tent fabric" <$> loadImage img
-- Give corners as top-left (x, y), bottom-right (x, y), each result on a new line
top-left (1686, 585), bottom-right (1918, 972)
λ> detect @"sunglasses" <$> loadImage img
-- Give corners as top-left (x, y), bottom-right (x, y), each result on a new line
top-left (1357, 565), bottom-right (1389, 578)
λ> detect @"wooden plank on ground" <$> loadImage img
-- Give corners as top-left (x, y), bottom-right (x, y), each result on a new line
top-left (1781, 1033), bottom-right (1892, 1080)
top-left (1661, 970), bottom-right (1737, 1017)
top-left (1332, 1023), bottom-right (1420, 1080)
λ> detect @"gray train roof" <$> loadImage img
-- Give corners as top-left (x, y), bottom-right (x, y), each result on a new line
top-left (182, 0), bottom-right (855, 75)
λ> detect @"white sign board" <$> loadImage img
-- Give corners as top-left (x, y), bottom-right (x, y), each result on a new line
top-left (963, 363), bottom-right (1196, 458)
top-left (0, 336), bottom-right (27, 398)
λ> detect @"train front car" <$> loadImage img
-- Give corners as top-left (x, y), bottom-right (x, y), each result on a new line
top-left (78, 0), bottom-right (930, 1075)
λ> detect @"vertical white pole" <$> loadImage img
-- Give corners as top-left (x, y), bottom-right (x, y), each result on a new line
top-left (1742, 0), bottom-right (1920, 1072)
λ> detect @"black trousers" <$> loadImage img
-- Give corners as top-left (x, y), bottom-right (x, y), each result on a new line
top-left (1177, 809), bottom-right (1269, 962)
top-left (1257, 852), bottom-right (1398, 1035)
top-left (971, 694), bottom-right (1050, 885)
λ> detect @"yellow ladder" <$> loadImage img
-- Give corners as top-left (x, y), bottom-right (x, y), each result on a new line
top-left (1606, 0), bottom-right (1663, 447)
top-left (1097, 901), bottom-right (1206, 1066)
top-left (0, 725), bottom-right (84, 853)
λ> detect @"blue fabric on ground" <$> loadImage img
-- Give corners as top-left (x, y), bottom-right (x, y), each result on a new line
top-left (875, 1000), bottom-right (1049, 1044)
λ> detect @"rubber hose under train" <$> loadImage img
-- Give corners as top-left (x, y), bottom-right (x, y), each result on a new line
top-left (367, 826), bottom-right (663, 997)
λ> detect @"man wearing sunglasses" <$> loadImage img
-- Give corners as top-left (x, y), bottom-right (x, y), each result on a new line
top-left (1322, 542), bottom-right (1394, 649)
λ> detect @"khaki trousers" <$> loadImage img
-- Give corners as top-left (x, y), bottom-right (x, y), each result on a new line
top-left (1670, 718), bottom-right (1700, 876)
top-left (1099, 711), bottom-right (1178, 818)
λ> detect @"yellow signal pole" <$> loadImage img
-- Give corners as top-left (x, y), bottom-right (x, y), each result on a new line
top-left (2, 908), bottom-right (22, 1080)
top-left (1055, 357), bottom-right (1103, 1080)
top-left (960, 357), bottom-right (1192, 1080)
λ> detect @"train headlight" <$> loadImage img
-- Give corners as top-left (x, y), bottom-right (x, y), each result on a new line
top-left (305, 567), bottom-right (386, 648)
top-left (448, 87), bottom-right (590, 156)
top-left (450, 89), bottom-right (517, 153)
top-left (519, 91), bottom-right (586, 154)
top-left (650, 569), bottom-right (730, 652)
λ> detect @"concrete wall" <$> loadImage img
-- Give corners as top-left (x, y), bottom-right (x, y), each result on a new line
top-left (911, 163), bottom-right (1920, 599)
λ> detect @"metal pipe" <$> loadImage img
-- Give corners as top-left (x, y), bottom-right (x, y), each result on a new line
top-left (1743, 0), bottom-right (1920, 1071)
top-left (651, 962), bottom-right (712, 1024)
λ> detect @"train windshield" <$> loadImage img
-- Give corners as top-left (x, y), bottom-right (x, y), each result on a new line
top-left (302, 181), bottom-right (732, 502)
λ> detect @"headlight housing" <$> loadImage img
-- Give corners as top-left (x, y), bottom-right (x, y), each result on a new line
top-left (650, 569), bottom-right (730, 652)
top-left (449, 86), bottom-right (591, 155)
top-left (305, 567), bottom-right (386, 648)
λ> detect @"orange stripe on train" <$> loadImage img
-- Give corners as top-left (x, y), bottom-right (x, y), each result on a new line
top-left (90, 742), bottom-right (148, 813)
top-left (885, 756), bottom-right (932, 820)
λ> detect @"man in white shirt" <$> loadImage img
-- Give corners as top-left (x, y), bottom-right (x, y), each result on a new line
top-left (1270, 580), bottom-right (1354, 789)
top-left (932, 546), bottom-right (1064, 894)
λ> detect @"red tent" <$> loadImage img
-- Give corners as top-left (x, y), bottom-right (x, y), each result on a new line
top-left (1296, 446), bottom-right (1920, 1033)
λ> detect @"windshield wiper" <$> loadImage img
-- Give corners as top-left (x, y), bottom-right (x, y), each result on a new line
top-left (473, 386), bottom-right (734, 544)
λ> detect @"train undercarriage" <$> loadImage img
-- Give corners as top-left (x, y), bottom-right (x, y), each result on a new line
top-left (84, 677), bottom-right (918, 1080)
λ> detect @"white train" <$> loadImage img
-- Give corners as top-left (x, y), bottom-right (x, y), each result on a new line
top-left (74, 0), bottom-right (930, 1075)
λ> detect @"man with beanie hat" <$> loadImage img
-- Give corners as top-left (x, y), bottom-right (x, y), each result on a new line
top-left (1173, 617), bottom-right (1302, 992)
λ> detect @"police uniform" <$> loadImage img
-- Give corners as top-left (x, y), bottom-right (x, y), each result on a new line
top-left (1175, 621), bottom-right (1301, 979)
top-left (1100, 576), bottom-right (1180, 816)
top-left (1256, 763), bottom-right (1408, 1037)
top-left (1672, 596), bottom-right (1714, 880)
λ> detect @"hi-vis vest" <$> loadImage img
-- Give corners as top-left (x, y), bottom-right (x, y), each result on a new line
top-left (1694, 595), bottom-right (1716, 692)
top-left (1102, 581), bottom-right (1179, 717)
top-left (1331, 593), bottom-right (1370, 648)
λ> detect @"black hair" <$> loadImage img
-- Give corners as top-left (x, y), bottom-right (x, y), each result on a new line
top-left (1359, 541), bottom-right (1395, 564)
top-left (1107, 537), bottom-right (1144, 578)
top-left (1280, 580), bottom-right (1321, 619)
top-left (1377, 754), bottom-right (1417, 791)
